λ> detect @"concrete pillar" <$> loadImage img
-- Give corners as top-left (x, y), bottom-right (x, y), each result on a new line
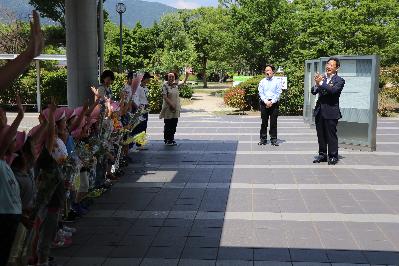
top-left (65, 0), bottom-right (98, 108)
top-left (98, 0), bottom-right (104, 75)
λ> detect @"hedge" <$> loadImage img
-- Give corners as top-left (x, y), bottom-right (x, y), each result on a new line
top-left (231, 66), bottom-right (305, 115)
top-left (0, 68), bottom-right (67, 109)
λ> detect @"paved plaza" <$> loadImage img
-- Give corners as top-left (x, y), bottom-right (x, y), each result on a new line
top-left (16, 113), bottom-right (399, 265)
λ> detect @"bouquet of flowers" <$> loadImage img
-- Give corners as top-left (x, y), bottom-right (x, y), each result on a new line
top-left (127, 107), bottom-right (149, 131)
top-left (61, 153), bottom-right (81, 185)
top-left (8, 158), bottom-right (63, 265)
top-left (88, 136), bottom-right (109, 159)
top-left (75, 141), bottom-right (95, 168)
top-left (122, 131), bottom-right (148, 146)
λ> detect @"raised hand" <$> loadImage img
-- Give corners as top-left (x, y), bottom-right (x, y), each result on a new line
top-left (15, 95), bottom-right (25, 116)
top-left (314, 72), bottom-right (323, 84)
top-left (185, 67), bottom-right (193, 75)
top-left (27, 10), bottom-right (44, 58)
top-left (48, 96), bottom-right (57, 112)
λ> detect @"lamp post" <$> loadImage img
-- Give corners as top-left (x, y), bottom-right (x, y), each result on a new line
top-left (116, 2), bottom-right (126, 73)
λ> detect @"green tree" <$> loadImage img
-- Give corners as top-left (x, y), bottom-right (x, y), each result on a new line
top-left (219, 0), bottom-right (295, 72)
top-left (182, 7), bottom-right (232, 87)
top-left (29, 0), bottom-right (65, 28)
top-left (154, 12), bottom-right (196, 73)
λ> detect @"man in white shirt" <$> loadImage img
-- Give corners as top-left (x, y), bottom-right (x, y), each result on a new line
top-left (132, 72), bottom-right (153, 150)
top-left (258, 64), bottom-right (283, 146)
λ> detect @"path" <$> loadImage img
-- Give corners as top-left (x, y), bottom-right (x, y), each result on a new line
top-left (48, 114), bottom-right (399, 266)
top-left (181, 92), bottom-right (235, 114)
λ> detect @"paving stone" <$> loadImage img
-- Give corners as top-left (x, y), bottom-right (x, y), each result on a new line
top-left (290, 249), bottom-right (329, 263)
top-left (216, 260), bottom-right (253, 266)
top-left (254, 262), bottom-right (292, 266)
top-left (181, 247), bottom-right (219, 260)
top-left (140, 258), bottom-right (179, 266)
top-left (217, 247), bottom-right (253, 260)
top-left (42, 115), bottom-right (399, 265)
top-left (65, 257), bottom-right (105, 266)
top-left (178, 259), bottom-right (216, 266)
top-left (253, 248), bottom-right (291, 262)
top-left (102, 258), bottom-right (141, 266)
top-left (326, 250), bottom-right (368, 264)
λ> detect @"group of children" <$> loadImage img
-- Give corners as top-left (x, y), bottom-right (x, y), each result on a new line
top-left (0, 69), bottom-right (151, 266)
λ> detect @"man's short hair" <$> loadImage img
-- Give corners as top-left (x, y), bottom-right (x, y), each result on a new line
top-left (100, 70), bottom-right (115, 83)
top-left (265, 64), bottom-right (276, 72)
top-left (327, 57), bottom-right (340, 68)
top-left (126, 71), bottom-right (135, 80)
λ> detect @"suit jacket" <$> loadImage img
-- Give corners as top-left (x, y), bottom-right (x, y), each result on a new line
top-left (311, 74), bottom-right (345, 119)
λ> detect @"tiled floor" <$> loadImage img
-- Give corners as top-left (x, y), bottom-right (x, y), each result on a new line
top-left (45, 114), bottom-right (399, 265)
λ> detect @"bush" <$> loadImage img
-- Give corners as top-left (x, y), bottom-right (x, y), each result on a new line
top-left (179, 84), bottom-right (194, 98)
top-left (110, 72), bottom-right (126, 101)
top-left (381, 65), bottom-right (399, 88)
top-left (147, 77), bottom-right (163, 113)
top-left (236, 75), bottom-right (263, 110)
top-left (233, 65), bottom-right (304, 115)
top-left (40, 68), bottom-right (67, 105)
top-left (378, 93), bottom-right (399, 117)
top-left (278, 65), bottom-right (304, 115)
top-left (224, 87), bottom-right (247, 110)
top-left (378, 86), bottom-right (399, 116)
top-left (0, 68), bottom-right (67, 108)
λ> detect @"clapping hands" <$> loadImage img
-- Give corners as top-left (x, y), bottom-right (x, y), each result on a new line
top-left (314, 72), bottom-right (323, 84)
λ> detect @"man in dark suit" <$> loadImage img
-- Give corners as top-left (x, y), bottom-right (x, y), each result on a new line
top-left (311, 57), bottom-right (345, 165)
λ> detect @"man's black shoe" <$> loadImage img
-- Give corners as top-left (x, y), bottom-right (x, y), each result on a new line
top-left (270, 140), bottom-right (279, 146)
top-left (258, 140), bottom-right (267, 145)
top-left (328, 157), bottom-right (338, 165)
top-left (313, 155), bottom-right (327, 163)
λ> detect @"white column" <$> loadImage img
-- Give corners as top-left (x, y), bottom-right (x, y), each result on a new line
top-left (65, 0), bottom-right (98, 108)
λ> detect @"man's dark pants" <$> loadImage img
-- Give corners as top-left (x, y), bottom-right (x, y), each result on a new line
top-left (259, 100), bottom-right (279, 141)
top-left (315, 113), bottom-right (339, 159)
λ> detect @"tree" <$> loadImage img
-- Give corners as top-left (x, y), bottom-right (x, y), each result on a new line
top-left (182, 7), bottom-right (233, 87)
top-left (220, 0), bottom-right (296, 72)
top-left (0, 13), bottom-right (30, 54)
top-left (154, 12), bottom-right (196, 73)
top-left (29, 0), bottom-right (65, 28)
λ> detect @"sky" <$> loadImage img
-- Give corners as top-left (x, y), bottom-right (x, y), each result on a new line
top-left (144, 0), bottom-right (219, 9)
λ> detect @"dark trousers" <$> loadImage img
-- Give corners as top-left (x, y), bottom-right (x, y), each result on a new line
top-left (315, 114), bottom-right (339, 158)
top-left (164, 118), bottom-right (178, 142)
top-left (0, 214), bottom-right (21, 266)
top-left (259, 101), bottom-right (279, 141)
top-left (131, 113), bottom-right (149, 147)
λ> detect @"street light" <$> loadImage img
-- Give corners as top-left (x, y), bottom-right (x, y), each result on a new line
top-left (116, 2), bottom-right (126, 73)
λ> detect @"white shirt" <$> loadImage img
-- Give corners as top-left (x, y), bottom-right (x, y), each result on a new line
top-left (51, 137), bottom-right (68, 163)
top-left (122, 84), bottom-right (133, 103)
top-left (319, 73), bottom-right (335, 86)
top-left (0, 160), bottom-right (21, 214)
top-left (137, 84), bottom-right (149, 106)
top-left (258, 76), bottom-right (283, 104)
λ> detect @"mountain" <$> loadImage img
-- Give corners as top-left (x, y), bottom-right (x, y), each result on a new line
top-left (104, 0), bottom-right (176, 27)
top-left (0, 0), bottom-right (177, 27)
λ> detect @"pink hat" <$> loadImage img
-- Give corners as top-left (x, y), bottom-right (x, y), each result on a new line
top-left (73, 106), bottom-right (84, 117)
top-left (88, 118), bottom-right (97, 127)
top-left (28, 124), bottom-right (40, 137)
top-left (71, 128), bottom-right (82, 139)
top-left (42, 108), bottom-right (66, 122)
top-left (90, 105), bottom-right (101, 120)
top-left (27, 124), bottom-right (46, 158)
top-left (60, 107), bottom-right (75, 120)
